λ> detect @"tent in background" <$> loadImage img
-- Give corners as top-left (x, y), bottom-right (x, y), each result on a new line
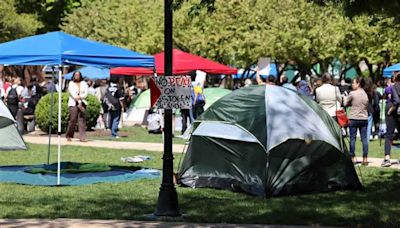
top-left (111, 49), bottom-right (237, 76)
top-left (383, 63), bottom-right (400, 78)
top-left (178, 85), bottom-right (362, 197)
top-left (0, 31), bottom-right (154, 185)
top-left (0, 100), bottom-right (26, 150)
top-left (125, 88), bottom-right (232, 125)
top-left (64, 66), bottom-right (110, 80)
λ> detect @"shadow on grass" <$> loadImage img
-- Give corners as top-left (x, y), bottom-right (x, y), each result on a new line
top-left (178, 168), bottom-right (400, 226)
top-left (0, 168), bottom-right (399, 226)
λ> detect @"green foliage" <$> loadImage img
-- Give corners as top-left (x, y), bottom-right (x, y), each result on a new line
top-left (0, 0), bottom-right (41, 42)
top-left (15, 0), bottom-right (86, 32)
top-left (61, 0), bottom-right (400, 80)
top-left (35, 93), bottom-right (100, 133)
top-left (61, 0), bottom-right (164, 54)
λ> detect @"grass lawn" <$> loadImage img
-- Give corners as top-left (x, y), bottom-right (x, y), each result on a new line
top-left (88, 126), bottom-right (186, 144)
top-left (0, 143), bottom-right (399, 226)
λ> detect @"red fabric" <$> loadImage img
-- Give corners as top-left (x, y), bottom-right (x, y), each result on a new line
top-left (110, 49), bottom-right (237, 76)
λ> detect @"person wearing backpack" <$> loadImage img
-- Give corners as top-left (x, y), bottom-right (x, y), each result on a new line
top-left (66, 71), bottom-right (89, 142)
top-left (191, 82), bottom-right (206, 120)
top-left (5, 77), bottom-right (23, 118)
top-left (105, 77), bottom-right (124, 138)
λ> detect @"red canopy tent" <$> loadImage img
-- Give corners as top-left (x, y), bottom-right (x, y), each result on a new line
top-left (111, 49), bottom-right (237, 75)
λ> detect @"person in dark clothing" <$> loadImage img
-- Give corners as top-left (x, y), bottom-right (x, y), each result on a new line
top-left (363, 78), bottom-right (380, 141)
top-left (106, 78), bottom-right (125, 138)
top-left (382, 75), bottom-right (400, 167)
top-left (180, 108), bottom-right (191, 134)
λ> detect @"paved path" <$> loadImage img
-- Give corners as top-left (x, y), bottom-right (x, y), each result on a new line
top-left (23, 135), bottom-right (186, 153)
top-left (23, 135), bottom-right (400, 169)
top-left (0, 219), bottom-right (314, 228)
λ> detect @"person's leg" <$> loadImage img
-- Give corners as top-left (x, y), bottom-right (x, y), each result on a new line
top-left (66, 106), bottom-right (78, 139)
top-left (111, 110), bottom-right (120, 137)
top-left (367, 113), bottom-right (373, 141)
top-left (359, 120), bottom-right (369, 163)
top-left (181, 109), bottom-right (188, 134)
top-left (8, 105), bottom-right (18, 118)
top-left (348, 120), bottom-right (357, 160)
top-left (78, 108), bottom-right (87, 141)
top-left (384, 115), bottom-right (396, 157)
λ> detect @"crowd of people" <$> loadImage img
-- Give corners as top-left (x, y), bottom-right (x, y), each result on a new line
top-left (0, 69), bottom-right (399, 167)
top-left (0, 72), bottom-right (141, 140)
top-left (252, 71), bottom-right (396, 167)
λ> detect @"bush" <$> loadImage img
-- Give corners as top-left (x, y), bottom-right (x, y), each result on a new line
top-left (35, 93), bottom-right (101, 133)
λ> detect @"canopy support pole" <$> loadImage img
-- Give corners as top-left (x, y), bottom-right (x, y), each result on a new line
top-left (57, 65), bottom-right (62, 185)
top-left (47, 67), bottom-right (56, 164)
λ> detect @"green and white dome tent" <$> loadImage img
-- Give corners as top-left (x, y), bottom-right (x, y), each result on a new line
top-left (178, 85), bottom-right (362, 197)
top-left (0, 100), bottom-right (26, 150)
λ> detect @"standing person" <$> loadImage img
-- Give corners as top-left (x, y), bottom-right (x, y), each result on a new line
top-left (191, 82), bottom-right (206, 120)
top-left (363, 78), bottom-right (380, 141)
top-left (96, 79), bottom-right (109, 130)
top-left (297, 80), bottom-right (313, 98)
top-left (105, 77), bottom-right (124, 138)
top-left (66, 71), bottom-right (88, 142)
top-left (5, 77), bottom-right (23, 118)
top-left (180, 108), bottom-right (191, 135)
top-left (381, 74), bottom-right (400, 167)
top-left (315, 73), bottom-right (342, 119)
top-left (344, 77), bottom-right (369, 165)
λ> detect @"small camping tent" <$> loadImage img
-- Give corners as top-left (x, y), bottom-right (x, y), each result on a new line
top-left (0, 100), bottom-right (26, 150)
top-left (178, 85), bottom-right (362, 197)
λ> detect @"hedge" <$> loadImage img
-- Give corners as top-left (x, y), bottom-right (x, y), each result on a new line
top-left (35, 93), bottom-right (101, 133)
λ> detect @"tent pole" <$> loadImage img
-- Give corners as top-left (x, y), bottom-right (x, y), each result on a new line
top-left (47, 67), bottom-right (55, 164)
top-left (57, 65), bottom-right (62, 185)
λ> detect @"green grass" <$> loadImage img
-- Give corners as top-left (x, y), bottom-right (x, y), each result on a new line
top-left (350, 138), bottom-right (400, 159)
top-left (88, 126), bottom-right (186, 144)
top-left (0, 143), bottom-right (399, 226)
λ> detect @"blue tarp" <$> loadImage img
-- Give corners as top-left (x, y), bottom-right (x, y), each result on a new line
top-left (0, 165), bottom-right (160, 186)
top-left (383, 63), bottom-right (400, 78)
top-left (0, 31), bottom-right (154, 67)
top-left (64, 66), bottom-right (110, 80)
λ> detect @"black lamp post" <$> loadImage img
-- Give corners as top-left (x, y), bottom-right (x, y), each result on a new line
top-left (154, 0), bottom-right (181, 217)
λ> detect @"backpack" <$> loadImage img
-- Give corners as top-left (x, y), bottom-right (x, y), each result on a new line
top-left (7, 87), bottom-right (19, 105)
top-left (102, 90), bottom-right (119, 111)
top-left (192, 85), bottom-right (205, 106)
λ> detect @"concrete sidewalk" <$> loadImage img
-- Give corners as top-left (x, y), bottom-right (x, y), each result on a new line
top-left (23, 135), bottom-right (186, 153)
top-left (0, 219), bottom-right (313, 228)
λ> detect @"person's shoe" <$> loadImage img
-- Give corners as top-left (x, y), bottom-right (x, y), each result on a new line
top-left (381, 159), bottom-right (391, 167)
top-left (362, 157), bottom-right (368, 166)
top-left (79, 139), bottom-right (88, 142)
top-left (112, 136), bottom-right (120, 139)
top-left (66, 137), bottom-right (72, 142)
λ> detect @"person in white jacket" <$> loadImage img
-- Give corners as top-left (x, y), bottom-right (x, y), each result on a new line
top-left (66, 71), bottom-right (88, 142)
top-left (315, 73), bottom-right (342, 119)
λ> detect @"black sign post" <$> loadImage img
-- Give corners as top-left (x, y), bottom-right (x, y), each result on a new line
top-left (154, 0), bottom-right (181, 217)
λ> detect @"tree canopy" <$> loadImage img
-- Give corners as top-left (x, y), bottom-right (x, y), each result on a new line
top-left (0, 0), bottom-right (41, 43)
top-left (58, 0), bottom-right (400, 80)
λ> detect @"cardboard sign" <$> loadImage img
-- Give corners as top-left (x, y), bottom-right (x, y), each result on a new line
top-left (150, 76), bottom-right (192, 109)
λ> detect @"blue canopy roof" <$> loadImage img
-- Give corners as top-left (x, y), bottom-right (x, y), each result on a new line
top-left (383, 63), bottom-right (400, 78)
top-left (0, 31), bottom-right (154, 67)
top-left (64, 66), bottom-right (110, 80)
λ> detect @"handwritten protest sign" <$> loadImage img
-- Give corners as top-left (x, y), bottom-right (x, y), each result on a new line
top-left (150, 76), bottom-right (192, 109)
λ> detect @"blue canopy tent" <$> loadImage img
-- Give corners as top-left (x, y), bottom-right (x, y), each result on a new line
top-left (233, 64), bottom-right (278, 79)
top-left (0, 31), bottom-right (154, 185)
top-left (383, 63), bottom-right (400, 78)
top-left (64, 66), bottom-right (110, 80)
